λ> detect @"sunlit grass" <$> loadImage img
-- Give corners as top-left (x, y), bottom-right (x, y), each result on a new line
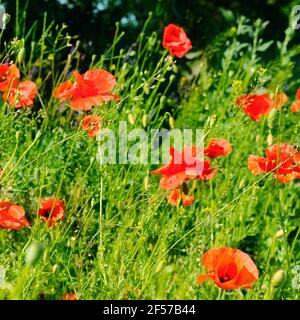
top-left (0, 5), bottom-right (299, 300)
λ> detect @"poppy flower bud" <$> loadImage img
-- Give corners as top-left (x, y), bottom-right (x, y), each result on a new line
top-left (144, 176), bottom-right (150, 191)
top-left (52, 264), bottom-right (58, 273)
top-left (128, 113), bottom-right (135, 125)
top-left (160, 95), bottom-right (166, 105)
top-left (267, 132), bottom-right (273, 146)
top-left (36, 77), bottom-right (42, 87)
top-left (275, 229), bottom-right (284, 239)
top-left (207, 114), bottom-right (216, 128)
top-left (271, 269), bottom-right (285, 287)
top-left (143, 83), bottom-right (150, 95)
top-left (169, 116), bottom-right (175, 129)
top-left (17, 48), bottom-right (25, 64)
top-left (142, 114), bottom-right (147, 128)
top-left (255, 135), bottom-right (260, 144)
top-left (25, 241), bottom-right (45, 266)
top-left (2, 13), bottom-right (10, 29)
top-left (170, 74), bottom-right (176, 83)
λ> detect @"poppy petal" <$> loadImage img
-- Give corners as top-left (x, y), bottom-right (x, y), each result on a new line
top-left (159, 172), bottom-right (187, 190)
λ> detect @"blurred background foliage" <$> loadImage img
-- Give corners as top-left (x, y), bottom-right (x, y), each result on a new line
top-left (3, 0), bottom-right (300, 61)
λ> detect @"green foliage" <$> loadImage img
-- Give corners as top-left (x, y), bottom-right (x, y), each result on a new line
top-left (0, 2), bottom-right (299, 300)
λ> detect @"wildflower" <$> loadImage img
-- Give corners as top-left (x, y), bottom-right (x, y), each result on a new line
top-left (0, 64), bottom-right (20, 92)
top-left (271, 92), bottom-right (288, 109)
top-left (53, 69), bottom-right (120, 111)
top-left (124, 287), bottom-right (142, 300)
top-left (290, 88), bottom-right (300, 112)
top-left (151, 147), bottom-right (216, 207)
top-left (150, 146), bottom-right (217, 190)
top-left (204, 138), bottom-right (232, 158)
top-left (53, 80), bottom-right (74, 99)
top-left (38, 198), bottom-right (65, 227)
top-left (197, 247), bottom-right (259, 290)
top-left (248, 144), bottom-right (300, 183)
top-left (162, 24), bottom-right (192, 58)
top-left (82, 115), bottom-right (103, 138)
top-left (236, 94), bottom-right (273, 122)
top-left (62, 293), bottom-right (77, 300)
top-left (0, 201), bottom-right (30, 230)
top-left (291, 101), bottom-right (300, 112)
top-left (165, 187), bottom-right (194, 206)
top-left (2, 80), bottom-right (37, 108)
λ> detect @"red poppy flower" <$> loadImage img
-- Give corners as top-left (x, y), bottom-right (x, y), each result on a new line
top-left (2, 80), bottom-right (37, 108)
top-left (0, 201), bottom-right (30, 230)
top-left (63, 293), bottom-right (77, 300)
top-left (82, 115), bottom-right (103, 138)
top-left (236, 94), bottom-right (274, 121)
top-left (167, 188), bottom-right (181, 206)
top-left (38, 198), bottom-right (65, 227)
top-left (204, 138), bottom-right (232, 158)
top-left (53, 80), bottom-right (74, 100)
top-left (182, 193), bottom-right (194, 206)
top-left (197, 247), bottom-right (259, 290)
top-left (271, 92), bottom-right (288, 109)
top-left (296, 88), bottom-right (300, 100)
top-left (0, 64), bottom-right (20, 92)
top-left (291, 101), bottom-right (300, 113)
top-left (150, 146), bottom-right (217, 190)
top-left (162, 24), bottom-right (192, 58)
top-left (53, 69), bottom-right (120, 111)
top-left (167, 188), bottom-right (194, 206)
top-left (248, 144), bottom-right (300, 182)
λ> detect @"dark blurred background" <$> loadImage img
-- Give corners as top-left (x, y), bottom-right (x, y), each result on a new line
top-left (3, 0), bottom-right (298, 57)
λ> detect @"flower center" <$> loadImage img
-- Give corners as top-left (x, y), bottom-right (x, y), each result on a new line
top-left (217, 262), bottom-right (238, 283)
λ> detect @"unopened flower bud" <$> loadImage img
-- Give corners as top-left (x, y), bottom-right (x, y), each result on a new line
top-left (144, 176), bottom-right (149, 191)
top-left (128, 113), bottom-right (135, 125)
top-left (207, 114), bottom-right (216, 128)
top-left (143, 83), bottom-right (150, 95)
top-left (142, 114), bottom-right (147, 128)
top-left (2, 13), bottom-right (11, 29)
top-left (169, 116), bottom-right (175, 129)
top-left (275, 229), bottom-right (284, 239)
top-left (271, 269), bottom-right (285, 287)
top-left (25, 241), bottom-right (45, 266)
top-left (17, 48), bottom-right (25, 64)
top-left (267, 132), bottom-right (273, 146)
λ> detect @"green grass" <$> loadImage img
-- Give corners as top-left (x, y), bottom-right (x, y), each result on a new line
top-left (0, 8), bottom-right (299, 300)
